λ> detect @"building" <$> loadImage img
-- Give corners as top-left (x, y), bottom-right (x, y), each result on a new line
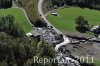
top-left (26, 31), bottom-right (41, 41)
top-left (90, 25), bottom-right (100, 31)
top-left (90, 25), bottom-right (100, 37)
top-left (51, 10), bottom-right (58, 16)
top-left (91, 25), bottom-right (100, 33)
top-left (51, 12), bottom-right (58, 16)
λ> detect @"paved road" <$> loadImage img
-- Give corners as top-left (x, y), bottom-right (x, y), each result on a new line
top-left (13, 0), bottom-right (79, 65)
top-left (38, 0), bottom-right (62, 34)
top-left (37, 1), bottom-right (81, 66)
top-left (38, 0), bottom-right (70, 51)
top-left (13, 0), bottom-right (70, 52)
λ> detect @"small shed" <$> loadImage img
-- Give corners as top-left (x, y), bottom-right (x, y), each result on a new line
top-left (90, 25), bottom-right (100, 31)
top-left (51, 12), bottom-right (58, 16)
top-left (30, 31), bottom-right (41, 37)
top-left (90, 25), bottom-right (100, 35)
top-left (26, 31), bottom-right (41, 41)
top-left (26, 31), bottom-right (41, 37)
top-left (26, 32), bottom-right (33, 37)
top-left (51, 10), bottom-right (58, 16)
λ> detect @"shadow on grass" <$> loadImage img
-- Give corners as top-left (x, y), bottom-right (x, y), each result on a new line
top-left (75, 26), bottom-right (89, 33)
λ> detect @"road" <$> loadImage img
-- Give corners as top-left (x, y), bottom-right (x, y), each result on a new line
top-left (37, 0), bottom-right (82, 66)
top-left (38, 0), bottom-right (62, 34)
top-left (38, 0), bottom-right (70, 51)
top-left (14, 0), bottom-right (70, 52)
top-left (13, 0), bottom-right (79, 65)
top-left (12, 1), bottom-right (36, 30)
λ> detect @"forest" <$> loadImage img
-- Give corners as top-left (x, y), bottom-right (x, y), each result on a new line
top-left (0, 0), bottom-right (12, 8)
top-left (52, 0), bottom-right (100, 9)
top-left (0, 15), bottom-right (56, 66)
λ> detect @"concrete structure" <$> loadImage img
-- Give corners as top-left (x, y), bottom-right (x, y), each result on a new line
top-left (26, 31), bottom-right (40, 37)
top-left (90, 25), bottom-right (100, 31)
top-left (51, 10), bottom-right (58, 16)
top-left (51, 12), bottom-right (58, 16)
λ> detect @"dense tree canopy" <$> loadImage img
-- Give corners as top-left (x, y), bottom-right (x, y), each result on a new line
top-left (0, 15), bottom-right (56, 66)
top-left (0, 15), bottom-right (24, 37)
top-left (52, 0), bottom-right (100, 9)
top-left (75, 16), bottom-right (89, 28)
top-left (0, 33), bottom-right (56, 66)
top-left (0, 0), bottom-right (12, 8)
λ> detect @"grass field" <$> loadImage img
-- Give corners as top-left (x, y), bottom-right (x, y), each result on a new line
top-left (0, 8), bottom-right (32, 33)
top-left (94, 60), bottom-right (100, 66)
top-left (47, 7), bottom-right (100, 33)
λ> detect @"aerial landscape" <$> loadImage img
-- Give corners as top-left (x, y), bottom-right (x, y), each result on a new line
top-left (0, 0), bottom-right (100, 66)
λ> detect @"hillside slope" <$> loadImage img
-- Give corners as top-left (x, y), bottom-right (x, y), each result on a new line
top-left (43, 0), bottom-right (52, 14)
top-left (17, 0), bottom-right (40, 23)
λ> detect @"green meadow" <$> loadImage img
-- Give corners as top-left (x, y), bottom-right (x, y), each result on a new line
top-left (47, 7), bottom-right (100, 33)
top-left (94, 60), bottom-right (100, 66)
top-left (0, 8), bottom-right (32, 33)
